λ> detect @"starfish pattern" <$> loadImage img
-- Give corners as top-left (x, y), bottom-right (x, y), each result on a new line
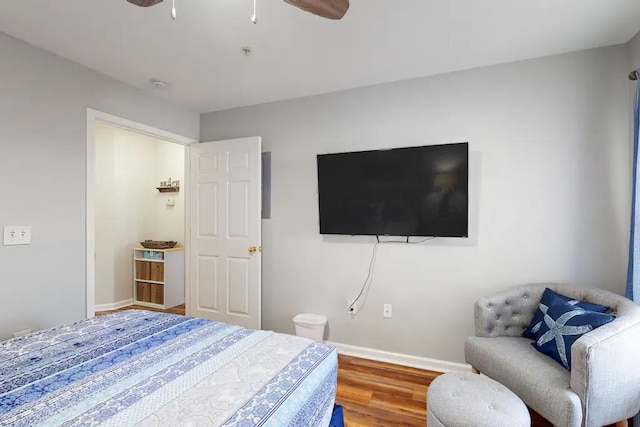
top-left (531, 300), bottom-right (580, 335)
top-left (536, 307), bottom-right (593, 369)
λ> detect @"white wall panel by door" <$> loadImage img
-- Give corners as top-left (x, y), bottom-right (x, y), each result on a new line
top-left (94, 125), bottom-right (117, 306)
top-left (95, 124), bottom-right (157, 306)
top-left (155, 141), bottom-right (185, 243)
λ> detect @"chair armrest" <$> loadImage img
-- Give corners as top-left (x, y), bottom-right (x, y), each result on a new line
top-left (571, 316), bottom-right (640, 427)
top-left (474, 285), bottom-right (541, 337)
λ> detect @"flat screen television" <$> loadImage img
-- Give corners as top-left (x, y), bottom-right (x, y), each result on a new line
top-left (317, 142), bottom-right (468, 237)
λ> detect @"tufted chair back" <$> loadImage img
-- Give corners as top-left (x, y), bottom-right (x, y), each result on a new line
top-left (474, 283), bottom-right (640, 338)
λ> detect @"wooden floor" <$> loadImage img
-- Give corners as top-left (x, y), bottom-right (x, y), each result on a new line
top-left (336, 354), bottom-right (436, 426)
top-left (336, 355), bottom-right (562, 427)
top-left (96, 304), bottom-right (186, 316)
top-left (94, 304), bottom-right (567, 426)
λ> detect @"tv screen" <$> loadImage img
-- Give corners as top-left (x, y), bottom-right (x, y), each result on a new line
top-left (317, 143), bottom-right (468, 237)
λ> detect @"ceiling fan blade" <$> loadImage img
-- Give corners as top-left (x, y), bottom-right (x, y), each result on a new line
top-left (127, 0), bottom-right (163, 7)
top-left (284, 0), bottom-right (349, 20)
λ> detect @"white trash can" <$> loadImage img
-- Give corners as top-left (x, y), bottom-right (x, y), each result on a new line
top-left (293, 313), bottom-right (327, 342)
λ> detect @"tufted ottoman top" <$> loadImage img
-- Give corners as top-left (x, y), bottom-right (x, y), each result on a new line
top-left (427, 372), bottom-right (530, 427)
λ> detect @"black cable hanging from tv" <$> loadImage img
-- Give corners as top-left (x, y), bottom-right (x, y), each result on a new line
top-left (348, 235), bottom-right (438, 316)
top-left (375, 235), bottom-right (433, 244)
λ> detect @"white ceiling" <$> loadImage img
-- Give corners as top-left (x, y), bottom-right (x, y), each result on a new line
top-left (1, 0), bottom-right (640, 113)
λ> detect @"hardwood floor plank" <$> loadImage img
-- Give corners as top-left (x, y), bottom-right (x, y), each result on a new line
top-left (339, 375), bottom-right (416, 398)
top-left (336, 384), bottom-right (373, 404)
top-left (412, 389), bottom-right (426, 403)
top-left (338, 356), bottom-right (438, 388)
top-left (369, 390), bottom-right (427, 416)
top-left (339, 400), bottom-right (425, 427)
top-left (348, 356), bottom-right (440, 378)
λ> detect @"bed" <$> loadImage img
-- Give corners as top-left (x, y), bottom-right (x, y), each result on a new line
top-left (0, 310), bottom-right (338, 426)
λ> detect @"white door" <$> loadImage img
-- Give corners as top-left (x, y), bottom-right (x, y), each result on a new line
top-left (189, 137), bottom-right (262, 329)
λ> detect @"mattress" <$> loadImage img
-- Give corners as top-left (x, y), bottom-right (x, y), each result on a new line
top-left (0, 310), bottom-right (337, 427)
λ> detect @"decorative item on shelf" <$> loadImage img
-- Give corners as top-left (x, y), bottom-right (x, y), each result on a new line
top-left (140, 240), bottom-right (178, 249)
top-left (156, 177), bottom-right (180, 193)
top-left (143, 250), bottom-right (164, 260)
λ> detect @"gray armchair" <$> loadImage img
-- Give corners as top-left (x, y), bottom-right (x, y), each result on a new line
top-left (464, 283), bottom-right (640, 427)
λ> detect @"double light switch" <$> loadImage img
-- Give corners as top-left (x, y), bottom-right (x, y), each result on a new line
top-left (3, 226), bottom-right (32, 245)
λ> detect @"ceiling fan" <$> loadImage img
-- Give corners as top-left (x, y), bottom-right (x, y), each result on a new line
top-left (126, 0), bottom-right (349, 20)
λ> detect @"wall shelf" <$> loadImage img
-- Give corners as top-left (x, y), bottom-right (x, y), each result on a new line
top-left (156, 186), bottom-right (179, 193)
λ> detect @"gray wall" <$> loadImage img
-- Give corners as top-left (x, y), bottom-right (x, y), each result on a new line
top-left (629, 31), bottom-right (640, 70)
top-left (201, 45), bottom-right (631, 363)
top-left (0, 32), bottom-right (199, 340)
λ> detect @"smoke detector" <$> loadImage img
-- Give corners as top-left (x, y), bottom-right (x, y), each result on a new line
top-left (150, 78), bottom-right (170, 90)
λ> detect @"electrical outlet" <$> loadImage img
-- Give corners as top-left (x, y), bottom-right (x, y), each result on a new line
top-left (3, 226), bottom-right (32, 246)
top-left (348, 298), bottom-right (360, 316)
top-left (383, 303), bottom-right (392, 318)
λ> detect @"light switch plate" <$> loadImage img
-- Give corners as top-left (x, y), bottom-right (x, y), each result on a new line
top-left (3, 226), bottom-right (32, 245)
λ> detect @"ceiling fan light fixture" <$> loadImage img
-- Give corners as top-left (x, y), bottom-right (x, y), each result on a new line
top-left (126, 0), bottom-right (349, 21)
top-left (127, 0), bottom-right (163, 7)
top-left (251, 0), bottom-right (258, 24)
top-left (283, 0), bottom-right (349, 20)
top-left (150, 78), bottom-right (170, 90)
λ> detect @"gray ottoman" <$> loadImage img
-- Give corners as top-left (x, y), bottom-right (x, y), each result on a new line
top-left (427, 372), bottom-right (530, 427)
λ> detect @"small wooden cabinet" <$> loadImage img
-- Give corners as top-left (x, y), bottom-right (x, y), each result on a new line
top-left (133, 247), bottom-right (184, 309)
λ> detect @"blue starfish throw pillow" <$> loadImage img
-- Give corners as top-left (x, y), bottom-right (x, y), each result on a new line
top-left (531, 298), bottom-right (615, 370)
top-left (522, 288), bottom-right (609, 339)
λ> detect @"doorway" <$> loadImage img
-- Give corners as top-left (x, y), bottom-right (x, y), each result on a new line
top-left (86, 109), bottom-right (196, 318)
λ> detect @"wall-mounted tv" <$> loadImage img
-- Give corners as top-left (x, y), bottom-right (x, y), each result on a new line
top-left (317, 142), bottom-right (468, 237)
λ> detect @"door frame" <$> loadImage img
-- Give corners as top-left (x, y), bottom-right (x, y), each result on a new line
top-left (85, 108), bottom-right (197, 318)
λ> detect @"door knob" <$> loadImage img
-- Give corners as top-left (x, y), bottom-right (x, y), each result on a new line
top-left (249, 245), bottom-right (258, 254)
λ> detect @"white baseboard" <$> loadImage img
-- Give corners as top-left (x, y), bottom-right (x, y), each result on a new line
top-left (95, 299), bottom-right (134, 312)
top-left (326, 341), bottom-right (471, 373)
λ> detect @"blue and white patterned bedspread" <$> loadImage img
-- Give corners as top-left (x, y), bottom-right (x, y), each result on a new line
top-left (0, 310), bottom-right (337, 426)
